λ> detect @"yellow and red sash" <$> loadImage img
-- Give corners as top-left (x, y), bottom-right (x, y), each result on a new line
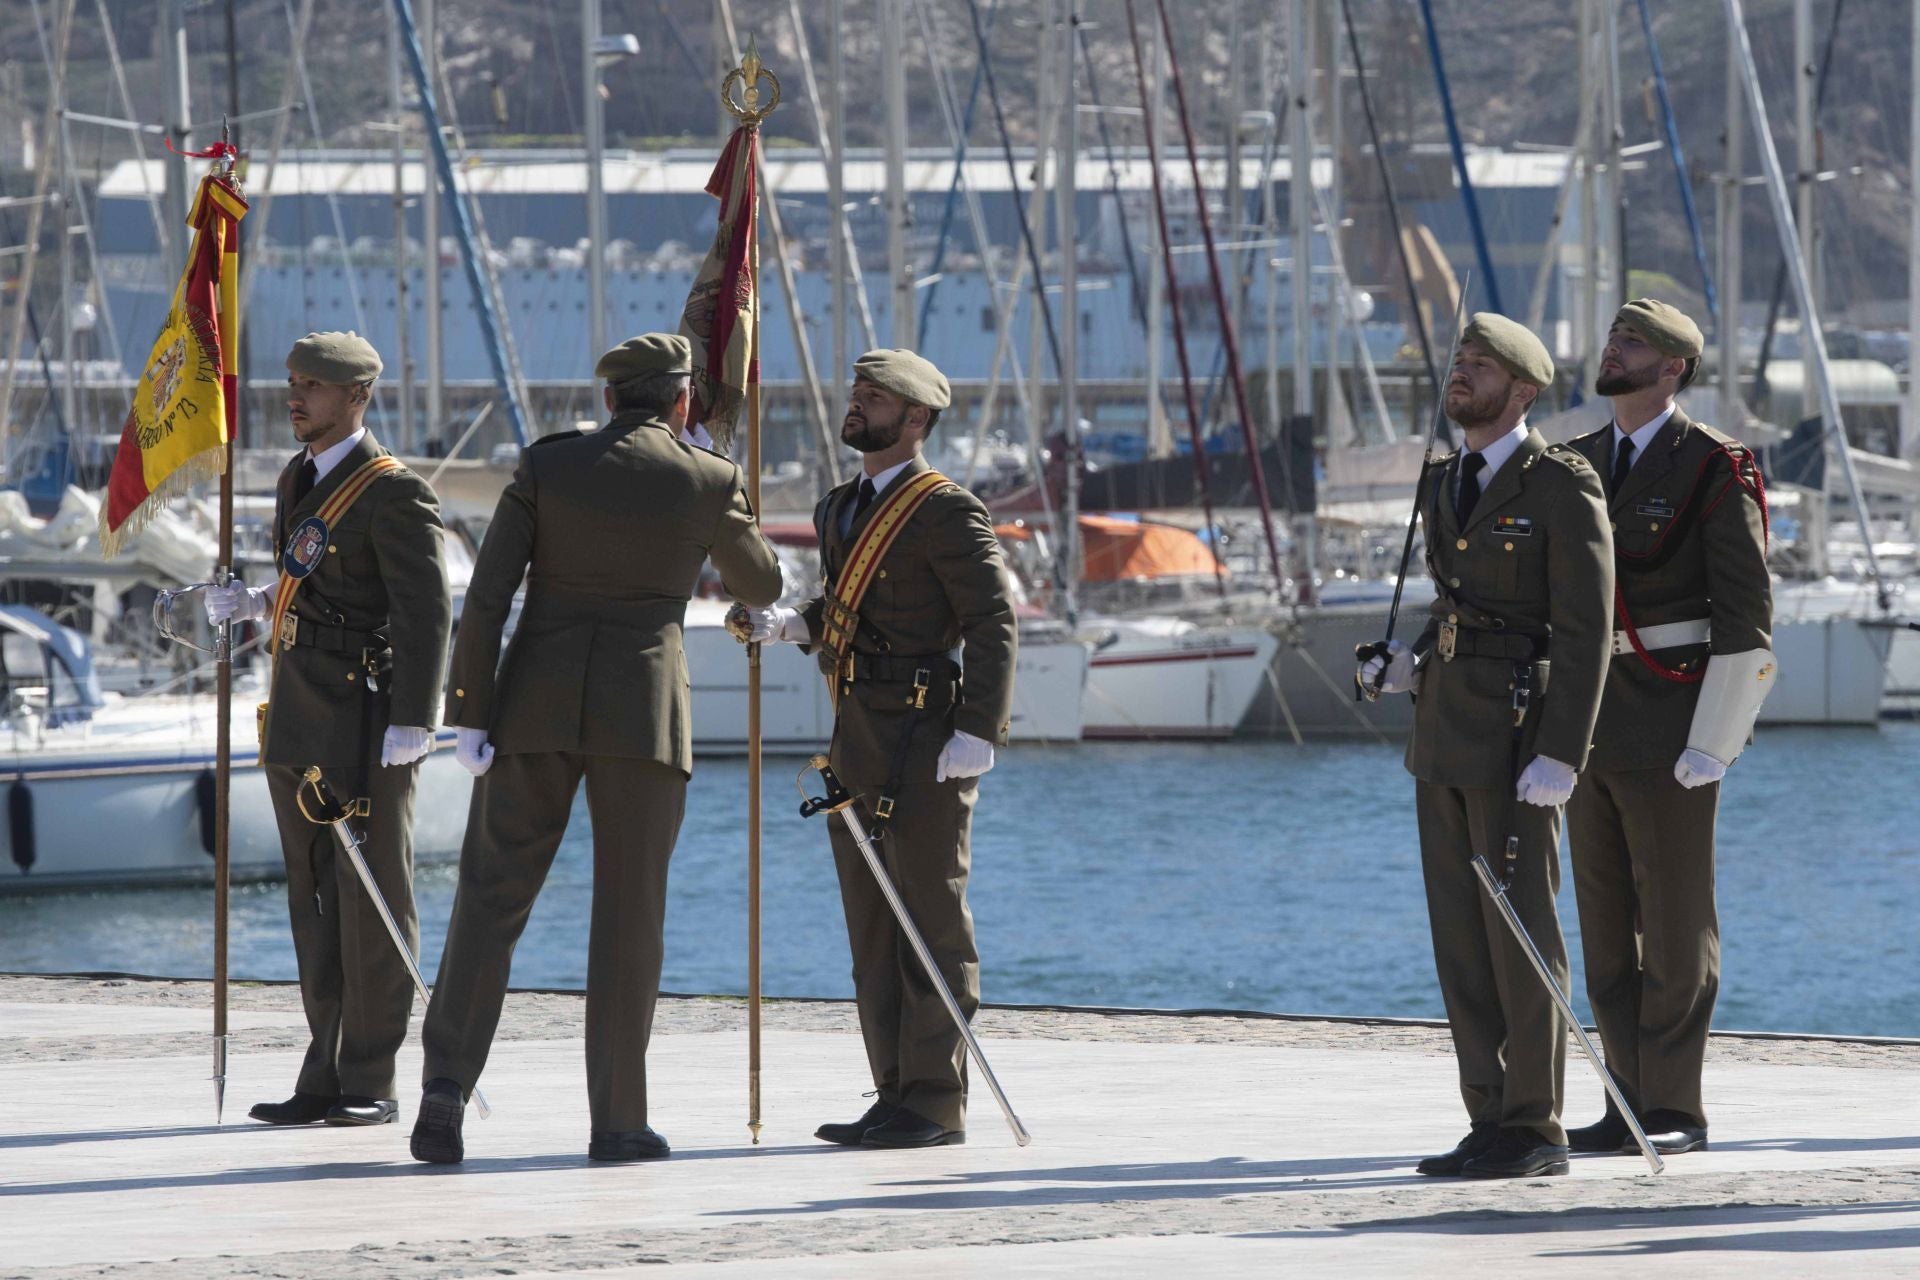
top-left (818, 468), bottom-right (955, 683)
top-left (267, 455), bottom-right (404, 655)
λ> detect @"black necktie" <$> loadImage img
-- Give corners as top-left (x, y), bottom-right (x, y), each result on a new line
top-left (1610, 436), bottom-right (1637, 498)
top-left (1455, 452), bottom-right (1486, 525)
top-left (293, 457), bottom-right (319, 506)
top-left (848, 477), bottom-right (877, 529)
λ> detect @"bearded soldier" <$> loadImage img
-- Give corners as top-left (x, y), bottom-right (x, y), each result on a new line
top-left (409, 334), bottom-right (782, 1164)
top-left (1358, 315), bottom-right (1613, 1178)
top-left (737, 348), bottom-right (1016, 1149)
top-left (204, 331), bottom-right (451, 1128)
top-left (1561, 300), bottom-right (1774, 1158)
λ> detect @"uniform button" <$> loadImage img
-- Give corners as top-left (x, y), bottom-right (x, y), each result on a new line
top-left (878, 569), bottom-right (888, 579)
top-left (1649, 522), bottom-right (1659, 531)
top-left (1505, 541), bottom-right (1515, 551)
top-left (455, 688), bottom-right (465, 698)
top-left (346, 671), bottom-right (356, 681)
top-left (1448, 577), bottom-right (1461, 588)
top-left (1610, 521), bottom-right (1618, 531)
top-left (1447, 613), bottom-right (1458, 624)
top-left (1455, 538), bottom-right (1468, 551)
top-left (327, 544), bottom-right (337, 553)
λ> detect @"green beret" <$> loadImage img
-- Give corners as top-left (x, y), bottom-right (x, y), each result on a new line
top-left (1459, 312), bottom-right (1555, 388)
top-left (286, 331), bottom-right (382, 384)
top-left (853, 348), bottom-right (951, 410)
top-left (595, 332), bottom-right (693, 382)
top-left (1614, 298), bottom-right (1703, 359)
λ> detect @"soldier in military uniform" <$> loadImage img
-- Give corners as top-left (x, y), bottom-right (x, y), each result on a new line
top-left (409, 333), bottom-right (782, 1165)
top-left (739, 348), bottom-right (1016, 1149)
top-left (1358, 315), bottom-right (1613, 1178)
top-left (204, 332), bottom-right (451, 1128)
top-left (1561, 300), bottom-right (1774, 1158)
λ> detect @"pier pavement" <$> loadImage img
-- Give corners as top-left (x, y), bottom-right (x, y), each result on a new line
top-left (3, 973), bottom-right (1917, 1277)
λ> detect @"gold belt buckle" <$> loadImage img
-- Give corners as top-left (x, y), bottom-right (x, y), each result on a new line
top-left (1437, 616), bottom-right (1458, 663)
top-left (277, 612), bottom-right (299, 651)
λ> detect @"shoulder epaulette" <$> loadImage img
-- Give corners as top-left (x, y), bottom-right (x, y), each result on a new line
top-left (528, 429), bottom-right (585, 449)
top-left (1539, 442), bottom-right (1595, 473)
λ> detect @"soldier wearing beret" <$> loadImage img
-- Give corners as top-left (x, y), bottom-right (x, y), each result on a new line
top-left (738, 348), bottom-right (1017, 1149)
top-left (410, 332), bottom-right (783, 1164)
top-left (1561, 300), bottom-right (1774, 1158)
top-left (1358, 314), bottom-right (1613, 1178)
top-left (203, 331), bottom-right (452, 1128)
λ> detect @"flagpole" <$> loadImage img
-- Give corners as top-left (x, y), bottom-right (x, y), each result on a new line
top-left (212, 143), bottom-right (242, 1125)
top-left (741, 61), bottom-right (770, 1152)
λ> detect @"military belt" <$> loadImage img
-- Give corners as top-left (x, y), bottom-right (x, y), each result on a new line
top-left (845, 653), bottom-right (961, 686)
top-left (277, 613), bottom-right (389, 656)
top-left (1610, 617), bottom-right (1709, 656)
top-left (1438, 629), bottom-right (1544, 662)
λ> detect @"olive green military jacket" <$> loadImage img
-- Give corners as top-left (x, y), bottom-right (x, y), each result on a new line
top-left (445, 411), bottom-right (783, 775)
top-left (1567, 408), bottom-right (1772, 771)
top-left (1405, 429), bottom-right (1615, 790)
top-left (799, 455), bottom-right (1018, 782)
top-left (261, 432), bottom-right (451, 768)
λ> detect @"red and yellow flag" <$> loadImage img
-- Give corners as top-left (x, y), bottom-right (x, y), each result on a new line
top-left (99, 172), bottom-right (248, 559)
top-left (677, 123), bottom-right (758, 452)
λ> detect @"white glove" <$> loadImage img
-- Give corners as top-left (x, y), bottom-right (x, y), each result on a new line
top-left (936, 729), bottom-right (995, 782)
top-left (204, 580), bottom-right (266, 624)
top-left (455, 727), bottom-right (495, 777)
top-left (1674, 747), bottom-right (1727, 789)
top-left (1514, 754), bottom-right (1577, 807)
top-left (381, 725), bottom-right (432, 768)
top-left (736, 605), bottom-right (809, 645)
top-left (1357, 640), bottom-right (1417, 695)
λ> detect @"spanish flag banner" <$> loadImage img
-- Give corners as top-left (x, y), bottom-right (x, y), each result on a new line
top-left (99, 171), bottom-right (248, 559)
top-left (676, 121), bottom-right (757, 453)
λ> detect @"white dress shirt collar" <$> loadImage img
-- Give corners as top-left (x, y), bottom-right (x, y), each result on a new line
top-left (1611, 403), bottom-right (1676, 470)
top-left (1456, 421), bottom-right (1530, 496)
top-left (306, 426), bottom-right (368, 484)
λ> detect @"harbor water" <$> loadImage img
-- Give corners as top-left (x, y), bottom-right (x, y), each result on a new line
top-left (2, 723), bottom-right (1915, 1038)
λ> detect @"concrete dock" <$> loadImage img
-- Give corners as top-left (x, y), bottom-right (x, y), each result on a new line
top-left (3, 973), bottom-right (1918, 1277)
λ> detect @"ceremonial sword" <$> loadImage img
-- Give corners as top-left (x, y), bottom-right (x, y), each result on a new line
top-left (797, 756), bottom-right (1032, 1146)
top-left (1471, 847), bottom-right (1663, 1173)
top-left (296, 766), bottom-right (492, 1120)
top-left (1354, 270), bottom-right (1473, 701)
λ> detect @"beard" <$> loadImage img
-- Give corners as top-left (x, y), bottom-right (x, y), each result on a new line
top-left (841, 406), bottom-right (905, 453)
top-left (1595, 360), bottom-right (1660, 397)
top-left (1445, 381), bottom-right (1510, 430)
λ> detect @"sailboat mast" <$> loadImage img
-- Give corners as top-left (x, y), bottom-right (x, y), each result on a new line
top-left (583, 0), bottom-right (609, 365)
top-left (1909, 0), bottom-right (1920, 460)
top-left (159, 0), bottom-right (190, 276)
top-left (1794, 0), bottom-right (1818, 421)
top-left (1289, 0), bottom-right (1314, 601)
top-left (1144, 15), bottom-right (1169, 458)
top-left (881, 0), bottom-right (912, 342)
top-left (827, 0), bottom-right (847, 389)
top-left (421, 0), bottom-right (442, 446)
top-left (390, 5), bottom-right (416, 451)
top-left (1059, 2), bottom-right (1080, 613)
top-left (1718, 9), bottom-right (1744, 432)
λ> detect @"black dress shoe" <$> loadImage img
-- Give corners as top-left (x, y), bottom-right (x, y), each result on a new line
top-left (588, 1128), bottom-right (671, 1161)
top-left (1567, 1111), bottom-right (1631, 1153)
top-left (1634, 1110), bottom-right (1708, 1155)
top-left (247, 1092), bottom-right (338, 1125)
top-left (815, 1099), bottom-right (898, 1147)
top-left (410, 1080), bottom-right (466, 1164)
top-left (325, 1096), bottom-right (399, 1126)
top-left (1415, 1122), bottom-right (1499, 1176)
top-left (1461, 1127), bottom-right (1571, 1179)
top-left (859, 1108), bottom-right (964, 1148)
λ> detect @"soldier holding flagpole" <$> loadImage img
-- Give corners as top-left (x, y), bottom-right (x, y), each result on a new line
top-left (98, 147), bottom-right (248, 1120)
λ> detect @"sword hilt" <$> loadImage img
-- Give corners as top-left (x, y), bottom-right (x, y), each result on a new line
top-left (796, 754), bottom-right (853, 819)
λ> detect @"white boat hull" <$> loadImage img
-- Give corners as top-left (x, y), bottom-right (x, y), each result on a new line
top-left (0, 700), bottom-right (471, 892)
top-left (1082, 622), bottom-right (1278, 740)
top-left (683, 601), bottom-right (1089, 749)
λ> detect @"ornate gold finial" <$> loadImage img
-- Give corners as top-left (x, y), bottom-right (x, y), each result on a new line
top-left (721, 35), bottom-right (781, 127)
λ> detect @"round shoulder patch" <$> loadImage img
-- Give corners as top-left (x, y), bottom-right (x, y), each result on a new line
top-left (282, 516), bottom-right (330, 580)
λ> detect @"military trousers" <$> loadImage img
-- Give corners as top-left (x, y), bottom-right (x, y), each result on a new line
top-left (1568, 767), bottom-right (1720, 1128)
top-left (828, 774), bottom-right (981, 1133)
top-left (1414, 781), bottom-right (1569, 1146)
top-left (422, 751), bottom-right (686, 1133)
top-left (266, 758), bottom-right (421, 1101)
